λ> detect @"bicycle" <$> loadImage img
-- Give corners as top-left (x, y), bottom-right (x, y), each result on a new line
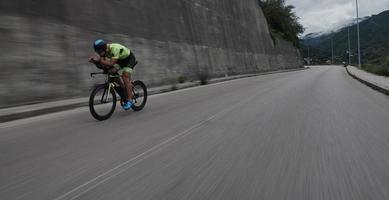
top-left (89, 62), bottom-right (147, 121)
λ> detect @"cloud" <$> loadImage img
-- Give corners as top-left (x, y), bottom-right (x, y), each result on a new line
top-left (285, 0), bottom-right (389, 35)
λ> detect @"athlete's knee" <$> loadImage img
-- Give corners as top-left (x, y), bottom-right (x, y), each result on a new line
top-left (122, 72), bottom-right (131, 80)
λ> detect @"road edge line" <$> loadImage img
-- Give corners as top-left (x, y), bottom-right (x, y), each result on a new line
top-left (346, 66), bottom-right (389, 96)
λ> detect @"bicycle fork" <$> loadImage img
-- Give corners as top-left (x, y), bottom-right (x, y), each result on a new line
top-left (101, 83), bottom-right (115, 103)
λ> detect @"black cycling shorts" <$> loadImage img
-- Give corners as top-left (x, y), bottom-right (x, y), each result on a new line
top-left (117, 52), bottom-right (137, 69)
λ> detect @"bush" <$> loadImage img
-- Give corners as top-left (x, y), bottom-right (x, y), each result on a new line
top-left (362, 63), bottom-right (389, 77)
top-left (166, 76), bottom-right (178, 90)
top-left (258, 0), bottom-right (304, 46)
top-left (177, 75), bottom-right (186, 84)
top-left (197, 70), bottom-right (209, 85)
top-left (384, 56), bottom-right (389, 67)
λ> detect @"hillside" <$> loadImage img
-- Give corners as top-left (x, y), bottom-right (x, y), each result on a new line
top-left (300, 10), bottom-right (389, 67)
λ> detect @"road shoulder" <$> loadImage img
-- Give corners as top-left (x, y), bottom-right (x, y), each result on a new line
top-left (346, 66), bottom-right (389, 96)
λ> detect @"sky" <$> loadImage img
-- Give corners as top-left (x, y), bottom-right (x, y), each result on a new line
top-left (285, 0), bottom-right (389, 35)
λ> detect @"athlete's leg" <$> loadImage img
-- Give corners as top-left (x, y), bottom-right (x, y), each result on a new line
top-left (122, 71), bottom-right (133, 101)
top-left (116, 65), bottom-right (134, 101)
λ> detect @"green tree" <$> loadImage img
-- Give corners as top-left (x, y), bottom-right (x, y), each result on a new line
top-left (258, 0), bottom-right (304, 46)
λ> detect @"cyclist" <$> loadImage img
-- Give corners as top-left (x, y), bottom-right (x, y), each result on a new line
top-left (89, 39), bottom-right (137, 110)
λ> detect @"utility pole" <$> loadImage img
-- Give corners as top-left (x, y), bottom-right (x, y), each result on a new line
top-left (307, 46), bottom-right (310, 65)
top-left (331, 38), bottom-right (334, 65)
top-left (356, 0), bottom-right (361, 68)
top-left (348, 26), bottom-right (351, 65)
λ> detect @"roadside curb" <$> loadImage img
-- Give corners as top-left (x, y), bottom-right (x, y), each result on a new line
top-left (0, 67), bottom-right (308, 123)
top-left (346, 66), bottom-right (389, 96)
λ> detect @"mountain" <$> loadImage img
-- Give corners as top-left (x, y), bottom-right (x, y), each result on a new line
top-left (302, 32), bottom-right (326, 40)
top-left (300, 10), bottom-right (389, 67)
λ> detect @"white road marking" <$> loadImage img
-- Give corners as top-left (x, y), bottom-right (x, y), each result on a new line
top-left (0, 108), bottom-right (89, 129)
top-left (53, 85), bottom-right (264, 200)
top-left (54, 103), bottom-right (234, 200)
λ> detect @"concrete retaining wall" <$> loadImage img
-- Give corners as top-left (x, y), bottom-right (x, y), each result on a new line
top-left (0, 0), bottom-right (302, 107)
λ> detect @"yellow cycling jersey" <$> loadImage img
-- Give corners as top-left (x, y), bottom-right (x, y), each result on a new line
top-left (106, 43), bottom-right (131, 60)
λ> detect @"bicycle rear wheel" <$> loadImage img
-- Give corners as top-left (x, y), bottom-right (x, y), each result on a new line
top-left (131, 80), bottom-right (147, 111)
top-left (89, 84), bottom-right (117, 120)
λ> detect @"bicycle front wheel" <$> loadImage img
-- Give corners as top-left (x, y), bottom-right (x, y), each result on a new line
top-left (89, 84), bottom-right (117, 121)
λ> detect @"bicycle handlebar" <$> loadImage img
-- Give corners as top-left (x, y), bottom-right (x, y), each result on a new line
top-left (90, 72), bottom-right (105, 77)
top-left (90, 61), bottom-right (121, 78)
top-left (89, 61), bottom-right (110, 77)
top-left (91, 62), bottom-right (104, 69)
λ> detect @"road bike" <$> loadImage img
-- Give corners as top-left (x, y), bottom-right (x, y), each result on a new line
top-left (89, 62), bottom-right (147, 121)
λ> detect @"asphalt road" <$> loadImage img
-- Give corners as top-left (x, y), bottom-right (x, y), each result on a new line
top-left (1, 66), bottom-right (389, 200)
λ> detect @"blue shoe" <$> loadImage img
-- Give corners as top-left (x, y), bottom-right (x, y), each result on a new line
top-left (122, 100), bottom-right (133, 110)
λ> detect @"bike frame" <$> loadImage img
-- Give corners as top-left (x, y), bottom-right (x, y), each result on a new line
top-left (91, 72), bottom-right (121, 103)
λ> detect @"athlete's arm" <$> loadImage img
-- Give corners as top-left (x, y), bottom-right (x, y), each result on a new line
top-left (100, 57), bottom-right (117, 66)
top-left (98, 57), bottom-right (118, 73)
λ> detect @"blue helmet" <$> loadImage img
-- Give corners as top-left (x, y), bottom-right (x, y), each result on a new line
top-left (93, 39), bottom-right (107, 54)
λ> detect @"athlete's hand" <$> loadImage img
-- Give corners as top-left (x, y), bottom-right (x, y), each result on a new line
top-left (88, 55), bottom-right (100, 63)
top-left (108, 67), bottom-right (118, 74)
